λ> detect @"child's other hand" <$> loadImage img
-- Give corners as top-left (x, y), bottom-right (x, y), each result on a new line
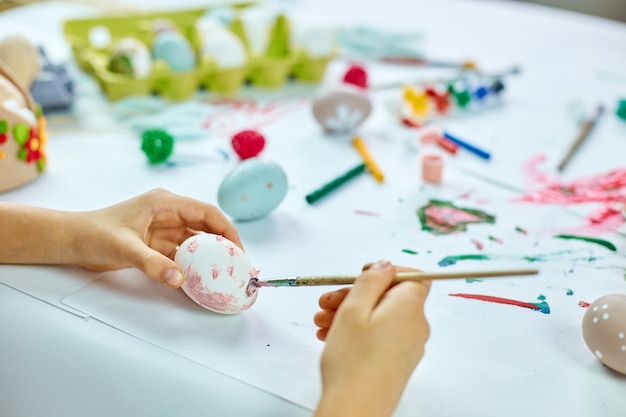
top-left (71, 189), bottom-right (241, 288)
top-left (313, 261), bottom-right (431, 417)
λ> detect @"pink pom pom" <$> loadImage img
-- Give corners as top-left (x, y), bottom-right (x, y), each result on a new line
top-left (343, 64), bottom-right (368, 89)
top-left (231, 130), bottom-right (266, 160)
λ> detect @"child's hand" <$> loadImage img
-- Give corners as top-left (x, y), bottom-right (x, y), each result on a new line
top-left (313, 260), bottom-right (431, 417)
top-left (71, 189), bottom-right (241, 288)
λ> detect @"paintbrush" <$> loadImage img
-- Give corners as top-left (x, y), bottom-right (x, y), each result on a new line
top-left (557, 104), bottom-right (604, 172)
top-left (248, 268), bottom-right (538, 290)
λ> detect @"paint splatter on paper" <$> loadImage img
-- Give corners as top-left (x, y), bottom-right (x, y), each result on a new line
top-left (471, 239), bottom-right (484, 250)
top-left (438, 250), bottom-right (598, 267)
top-left (488, 235), bottom-right (503, 244)
top-left (518, 155), bottom-right (626, 234)
top-left (515, 226), bottom-right (528, 235)
top-left (578, 301), bottom-right (591, 308)
top-left (553, 234), bottom-right (617, 252)
top-left (402, 249), bottom-right (418, 255)
top-left (449, 293), bottom-right (551, 314)
top-left (417, 199), bottom-right (496, 235)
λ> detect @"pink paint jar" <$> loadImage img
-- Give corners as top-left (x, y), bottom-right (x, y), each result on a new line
top-left (422, 153), bottom-right (443, 184)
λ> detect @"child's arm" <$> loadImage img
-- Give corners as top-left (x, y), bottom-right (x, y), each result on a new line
top-left (313, 261), bottom-right (431, 417)
top-left (0, 188), bottom-right (241, 288)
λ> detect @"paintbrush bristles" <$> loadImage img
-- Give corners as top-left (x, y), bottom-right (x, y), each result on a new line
top-left (258, 268), bottom-right (539, 287)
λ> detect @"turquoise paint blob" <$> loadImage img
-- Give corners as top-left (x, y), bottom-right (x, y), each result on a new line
top-left (533, 301), bottom-right (551, 314)
top-left (537, 294), bottom-right (546, 301)
top-left (438, 254), bottom-right (490, 267)
top-left (465, 279), bottom-right (484, 283)
top-left (566, 289), bottom-right (574, 296)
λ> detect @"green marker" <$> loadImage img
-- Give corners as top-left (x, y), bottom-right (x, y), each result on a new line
top-left (305, 163), bottom-right (366, 204)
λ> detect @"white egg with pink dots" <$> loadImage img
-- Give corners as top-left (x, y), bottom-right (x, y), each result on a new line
top-left (582, 293), bottom-right (626, 375)
top-left (175, 233), bottom-right (259, 314)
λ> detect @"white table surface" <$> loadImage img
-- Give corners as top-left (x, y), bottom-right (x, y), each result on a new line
top-left (1, 1), bottom-right (626, 416)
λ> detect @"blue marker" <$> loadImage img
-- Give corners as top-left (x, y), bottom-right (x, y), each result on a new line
top-left (443, 132), bottom-right (491, 160)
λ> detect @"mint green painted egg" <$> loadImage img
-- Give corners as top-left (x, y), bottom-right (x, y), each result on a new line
top-left (217, 158), bottom-right (288, 221)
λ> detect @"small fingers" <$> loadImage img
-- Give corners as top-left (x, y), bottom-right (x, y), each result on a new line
top-left (127, 238), bottom-right (185, 288)
top-left (318, 287), bottom-right (350, 310)
top-left (314, 309), bottom-right (336, 329)
top-left (339, 260), bottom-right (394, 318)
top-left (316, 327), bottom-right (329, 342)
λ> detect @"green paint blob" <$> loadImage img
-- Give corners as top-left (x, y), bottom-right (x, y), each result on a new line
top-left (438, 254), bottom-right (490, 267)
top-left (417, 199), bottom-right (496, 235)
top-left (465, 279), bottom-right (483, 283)
top-left (402, 249), bottom-right (418, 255)
top-left (566, 289), bottom-right (574, 296)
top-left (553, 234), bottom-right (617, 252)
top-left (537, 294), bottom-right (546, 301)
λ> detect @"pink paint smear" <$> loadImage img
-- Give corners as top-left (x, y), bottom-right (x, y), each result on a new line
top-left (517, 154), bottom-right (625, 235)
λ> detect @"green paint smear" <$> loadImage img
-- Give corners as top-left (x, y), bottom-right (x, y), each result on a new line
top-left (465, 278), bottom-right (483, 283)
top-left (402, 249), bottom-right (418, 255)
top-left (439, 250), bottom-right (599, 267)
top-left (439, 254), bottom-right (490, 267)
top-left (417, 199), bottom-right (496, 235)
top-left (553, 234), bottom-right (617, 252)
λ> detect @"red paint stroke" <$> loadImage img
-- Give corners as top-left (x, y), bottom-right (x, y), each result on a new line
top-left (449, 293), bottom-right (550, 314)
top-left (458, 189), bottom-right (475, 199)
top-left (471, 239), bottom-right (484, 250)
top-left (201, 97), bottom-right (308, 137)
top-left (354, 209), bottom-right (380, 217)
top-left (518, 154), bottom-right (626, 234)
top-left (519, 154), bottom-right (626, 205)
top-left (578, 301), bottom-right (591, 308)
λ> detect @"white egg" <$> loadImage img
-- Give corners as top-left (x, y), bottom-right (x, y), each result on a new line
top-left (175, 233), bottom-right (259, 314)
top-left (582, 293), bottom-right (626, 375)
top-left (200, 28), bottom-right (247, 69)
top-left (312, 85), bottom-right (372, 134)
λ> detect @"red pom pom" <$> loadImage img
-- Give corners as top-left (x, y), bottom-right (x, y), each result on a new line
top-left (343, 64), bottom-right (368, 89)
top-left (231, 130), bottom-right (266, 160)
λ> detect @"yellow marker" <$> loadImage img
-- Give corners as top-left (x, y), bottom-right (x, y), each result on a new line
top-left (352, 136), bottom-right (384, 183)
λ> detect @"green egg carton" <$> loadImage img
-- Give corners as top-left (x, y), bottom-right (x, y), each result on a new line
top-left (63, 6), bottom-right (335, 100)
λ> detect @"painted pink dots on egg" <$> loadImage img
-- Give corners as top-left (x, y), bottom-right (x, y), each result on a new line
top-left (227, 265), bottom-right (235, 277)
top-left (228, 245), bottom-right (236, 256)
top-left (215, 235), bottom-right (225, 242)
top-left (211, 264), bottom-right (222, 279)
top-left (249, 267), bottom-right (261, 279)
top-left (187, 239), bottom-right (199, 253)
top-left (239, 280), bottom-right (245, 289)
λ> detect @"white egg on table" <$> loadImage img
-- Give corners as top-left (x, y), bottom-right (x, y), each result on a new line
top-left (582, 293), bottom-right (626, 376)
top-left (217, 158), bottom-right (288, 222)
top-left (175, 233), bottom-right (259, 314)
top-left (312, 85), bottom-right (372, 134)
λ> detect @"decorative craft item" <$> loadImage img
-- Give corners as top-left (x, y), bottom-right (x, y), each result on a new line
top-left (581, 293), bottom-right (626, 376)
top-left (0, 35), bottom-right (42, 89)
top-left (312, 84), bottom-right (372, 134)
top-left (0, 61), bottom-right (47, 193)
top-left (217, 157), bottom-right (288, 221)
top-left (152, 26), bottom-right (196, 73)
top-left (108, 37), bottom-right (152, 78)
top-left (141, 129), bottom-right (174, 164)
top-left (175, 232), bottom-right (259, 314)
top-left (231, 129), bottom-right (265, 160)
